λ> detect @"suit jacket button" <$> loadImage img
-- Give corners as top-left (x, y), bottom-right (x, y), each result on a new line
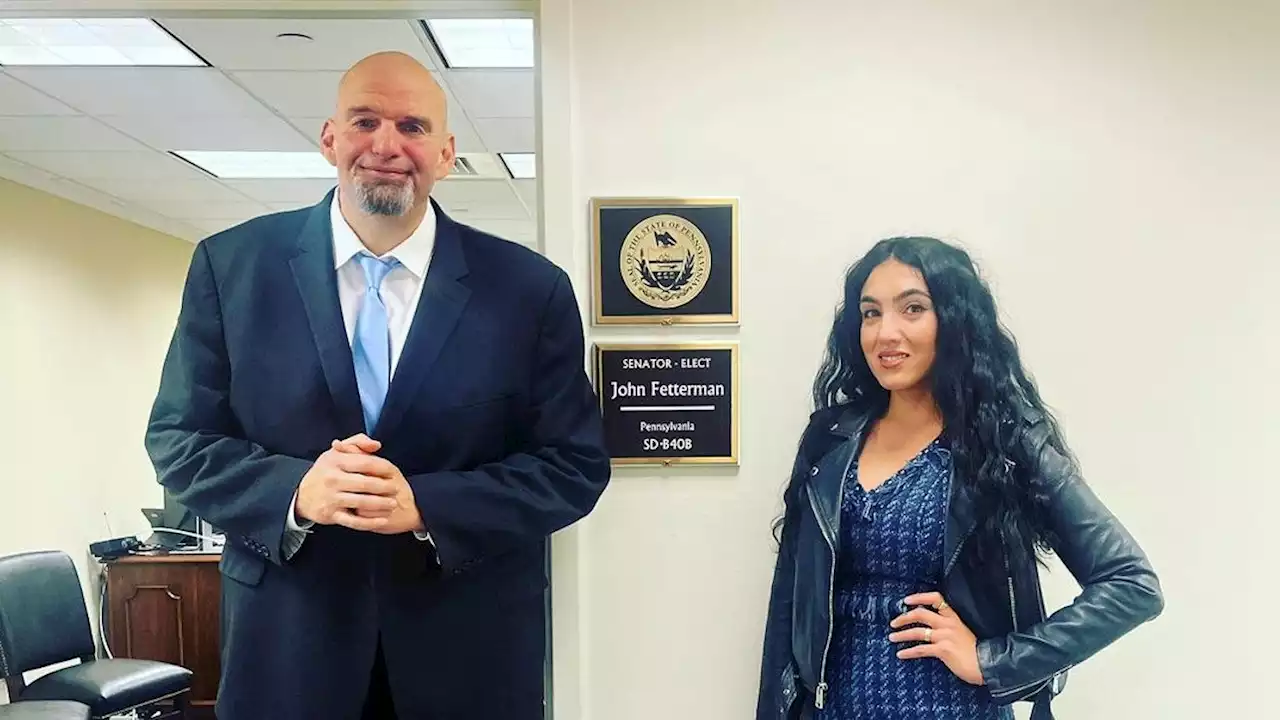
top-left (810, 466), bottom-right (820, 476)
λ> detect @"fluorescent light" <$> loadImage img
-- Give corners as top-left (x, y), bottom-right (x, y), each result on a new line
top-left (425, 18), bottom-right (533, 68)
top-left (451, 152), bottom-right (507, 179)
top-left (173, 151), bottom-right (335, 179)
top-left (499, 152), bottom-right (536, 179)
top-left (0, 18), bottom-right (206, 66)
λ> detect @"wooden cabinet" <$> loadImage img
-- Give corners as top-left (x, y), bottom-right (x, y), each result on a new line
top-left (105, 553), bottom-right (221, 720)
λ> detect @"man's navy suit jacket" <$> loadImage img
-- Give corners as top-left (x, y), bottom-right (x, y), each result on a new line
top-left (145, 191), bottom-right (611, 720)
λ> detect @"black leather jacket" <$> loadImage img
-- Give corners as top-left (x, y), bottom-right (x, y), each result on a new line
top-left (756, 404), bottom-right (1164, 720)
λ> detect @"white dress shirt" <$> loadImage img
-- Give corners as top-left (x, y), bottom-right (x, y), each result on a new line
top-left (331, 193), bottom-right (436, 375)
top-left (283, 190), bottom-right (437, 555)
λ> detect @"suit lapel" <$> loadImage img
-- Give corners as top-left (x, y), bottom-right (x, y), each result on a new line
top-left (374, 204), bottom-right (472, 437)
top-left (288, 191), bottom-right (365, 435)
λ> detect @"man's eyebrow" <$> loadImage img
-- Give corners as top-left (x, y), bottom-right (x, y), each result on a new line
top-left (345, 107), bottom-right (435, 131)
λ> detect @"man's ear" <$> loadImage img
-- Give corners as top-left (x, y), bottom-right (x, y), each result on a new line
top-left (434, 133), bottom-right (456, 181)
top-left (320, 118), bottom-right (337, 166)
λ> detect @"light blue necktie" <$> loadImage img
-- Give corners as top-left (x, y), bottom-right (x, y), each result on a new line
top-left (352, 253), bottom-right (400, 433)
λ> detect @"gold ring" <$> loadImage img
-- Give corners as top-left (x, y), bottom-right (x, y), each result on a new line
top-left (937, 600), bottom-right (949, 612)
top-left (924, 627), bottom-right (933, 643)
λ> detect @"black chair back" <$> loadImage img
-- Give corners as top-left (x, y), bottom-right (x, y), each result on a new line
top-left (0, 551), bottom-right (96, 680)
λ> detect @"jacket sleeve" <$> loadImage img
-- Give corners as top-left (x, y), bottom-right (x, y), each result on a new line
top-left (756, 447), bottom-right (806, 720)
top-left (976, 426), bottom-right (1165, 701)
top-left (145, 241), bottom-right (312, 565)
top-left (407, 270), bottom-right (611, 575)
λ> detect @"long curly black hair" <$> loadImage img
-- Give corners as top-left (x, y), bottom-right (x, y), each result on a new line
top-left (808, 236), bottom-right (1074, 565)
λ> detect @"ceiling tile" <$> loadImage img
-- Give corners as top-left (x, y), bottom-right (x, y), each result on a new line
top-left (5, 150), bottom-right (209, 180)
top-left (431, 178), bottom-right (520, 206)
top-left (0, 167), bottom-right (197, 238)
top-left (437, 79), bottom-right (487, 153)
top-left (4, 67), bottom-right (266, 117)
top-left (74, 177), bottom-right (254, 205)
top-left (286, 116), bottom-right (326, 142)
top-left (220, 178), bottom-right (335, 205)
top-left (0, 116), bottom-right (144, 151)
top-left (232, 70), bottom-right (340, 117)
top-left (445, 70), bottom-right (534, 119)
top-left (0, 152), bottom-right (60, 184)
top-left (472, 117), bottom-right (534, 152)
top-left (0, 73), bottom-right (78, 116)
top-left (159, 19), bottom-right (437, 72)
top-left (450, 123), bottom-right (487, 154)
top-left (97, 111), bottom-right (314, 152)
top-left (513, 179), bottom-right (537, 207)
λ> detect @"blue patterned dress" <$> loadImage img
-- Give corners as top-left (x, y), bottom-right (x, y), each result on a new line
top-left (814, 439), bottom-right (1012, 720)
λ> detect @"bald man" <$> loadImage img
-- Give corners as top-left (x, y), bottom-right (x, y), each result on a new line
top-left (146, 51), bottom-right (610, 720)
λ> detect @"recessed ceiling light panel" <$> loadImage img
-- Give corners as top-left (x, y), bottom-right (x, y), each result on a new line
top-left (499, 152), bottom-right (536, 179)
top-left (172, 150), bottom-right (335, 179)
top-left (0, 18), bottom-right (206, 66)
top-left (424, 18), bottom-right (534, 69)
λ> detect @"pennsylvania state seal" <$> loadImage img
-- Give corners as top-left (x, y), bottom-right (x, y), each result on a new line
top-left (619, 214), bottom-right (711, 309)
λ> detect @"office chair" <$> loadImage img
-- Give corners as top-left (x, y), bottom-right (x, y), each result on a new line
top-left (0, 701), bottom-right (91, 720)
top-left (0, 551), bottom-right (192, 719)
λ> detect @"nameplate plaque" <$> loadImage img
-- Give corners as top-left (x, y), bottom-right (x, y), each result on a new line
top-left (593, 343), bottom-right (738, 465)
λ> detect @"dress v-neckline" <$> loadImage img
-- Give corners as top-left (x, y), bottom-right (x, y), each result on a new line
top-left (852, 436), bottom-right (941, 496)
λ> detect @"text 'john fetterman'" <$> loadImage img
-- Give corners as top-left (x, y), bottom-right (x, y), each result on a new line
top-left (609, 381), bottom-right (726, 400)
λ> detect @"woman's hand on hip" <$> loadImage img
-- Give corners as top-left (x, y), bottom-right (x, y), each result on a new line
top-left (889, 592), bottom-right (985, 686)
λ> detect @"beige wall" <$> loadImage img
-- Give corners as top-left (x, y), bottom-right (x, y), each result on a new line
top-left (542, 1), bottom-right (1279, 719)
top-left (0, 177), bottom-right (192, 702)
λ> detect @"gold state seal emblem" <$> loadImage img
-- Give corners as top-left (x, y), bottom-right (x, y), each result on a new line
top-left (619, 214), bottom-right (711, 309)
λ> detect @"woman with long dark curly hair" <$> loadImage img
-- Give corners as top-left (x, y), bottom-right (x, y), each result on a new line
top-left (756, 237), bottom-right (1163, 720)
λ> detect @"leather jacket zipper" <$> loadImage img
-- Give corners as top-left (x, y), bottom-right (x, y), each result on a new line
top-left (994, 531), bottom-right (1043, 700)
top-left (944, 528), bottom-right (973, 577)
top-left (1007, 575), bottom-right (1017, 622)
top-left (941, 464), bottom-right (973, 577)
top-left (991, 533), bottom-right (1071, 702)
top-left (1003, 531), bottom-right (1018, 629)
top-left (807, 448), bottom-right (856, 710)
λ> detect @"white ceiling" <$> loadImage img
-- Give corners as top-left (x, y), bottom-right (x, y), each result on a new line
top-left (0, 17), bottom-right (538, 247)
